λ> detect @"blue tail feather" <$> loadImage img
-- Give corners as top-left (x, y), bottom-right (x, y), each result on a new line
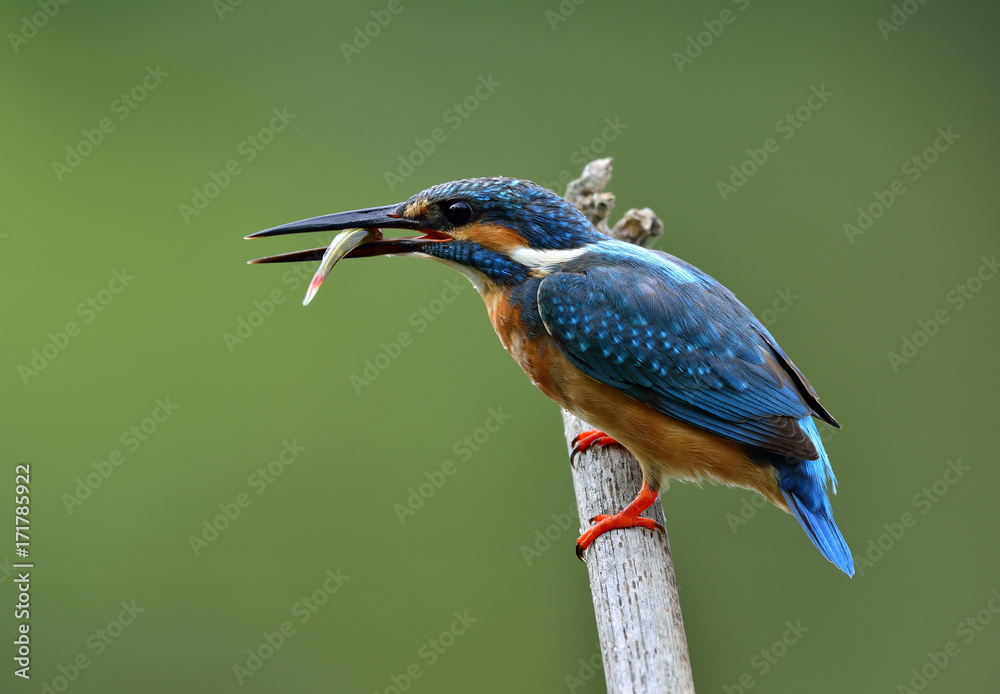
top-left (780, 486), bottom-right (854, 576)
top-left (776, 417), bottom-right (854, 576)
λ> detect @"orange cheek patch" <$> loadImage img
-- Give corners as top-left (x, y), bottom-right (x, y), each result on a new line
top-left (458, 223), bottom-right (529, 254)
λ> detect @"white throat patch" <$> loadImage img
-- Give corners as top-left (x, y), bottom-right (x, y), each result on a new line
top-left (510, 246), bottom-right (590, 273)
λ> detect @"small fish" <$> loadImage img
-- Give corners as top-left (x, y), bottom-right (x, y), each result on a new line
top-left (302, 228), bottom-right (381, 306)
top-left (247, 227), bottom-right (382, 305)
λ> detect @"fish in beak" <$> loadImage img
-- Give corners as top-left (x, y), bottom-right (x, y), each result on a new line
top-left (245, 203), bottom-right (453, 304)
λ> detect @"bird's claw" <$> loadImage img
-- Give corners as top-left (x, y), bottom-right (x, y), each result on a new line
top-left (570, 429), bottom-right (621, 467)
top-left (575, 513), bottom-right (664, 561)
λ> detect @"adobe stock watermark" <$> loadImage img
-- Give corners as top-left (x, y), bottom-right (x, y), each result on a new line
top-left (543, 116), bottom-right (628, 194)
top-left (383, 75), bottom-right (501, 192)
top-left (0, 556), bottom-right (18, 584)
top-left (855, 458), bottom-right (969, 577)
top-left (351, 277), bottom-right (470, 393)
top-left (394, 407), bottom-right (511, 523)
top-left (545, 0), bottom-right (586, 31)
top-left (672, 0), bottom-right (753, 73)
top-left (722, 619), bottom-right (809, 694)
top-left (895, 586), bottom-right (1000, 694)
top-left (370, 609), bottom-right (478, 694)
top-left (8, 0), bottom-right (71, 54)
top-left (878, 0), bottom-right (930, 41)
top-left (844, 126), bottom-right (960, 244)
top-left (189, 439), bottom-right (306, 556)
top-left (61, 398), bottom-right (180, 514)
top-left (224, 243), bottom-right (350, 352)
top-left (18, 268), bottom-right (135, 385)
top-left (887, 253), bottom-right (996, 372)
top-left (222, 288), bottom-right (289, 353)
top-left (520, 499), bottom-right (578, 566)
top-left (213, 0), bottom-right (244, 21)
top-left (232, 567), bottom-right (350, 686)
top-left (755, 287), bottom-right (798, 327)
top-left (716, 84), bottom-right (833, 202)
top-left (725, 426), bottom-right (838, 534)
top-left (179, 107), bottom-right (296, 224)
top-left (37, 600), bottom-right (145, 694)
top-left (52, 66), bottom-right (169, 182)
top-left (340, 0), bottom-right (413, 62)
top-left (565, 643), bottom-right (602, 692)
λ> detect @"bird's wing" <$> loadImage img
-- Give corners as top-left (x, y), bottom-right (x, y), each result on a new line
top-left (536, 250), bottom-right (837, 460)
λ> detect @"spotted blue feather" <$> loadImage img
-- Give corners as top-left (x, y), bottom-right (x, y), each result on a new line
top-left (537, 243), bottom-right (838, 460)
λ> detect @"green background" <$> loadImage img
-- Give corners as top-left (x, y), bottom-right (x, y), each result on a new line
top-left (3, 1), bottom-right (999, 692)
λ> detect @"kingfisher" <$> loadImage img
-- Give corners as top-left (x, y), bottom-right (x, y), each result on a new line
top-left (246, 176), bottom-right (854, 576)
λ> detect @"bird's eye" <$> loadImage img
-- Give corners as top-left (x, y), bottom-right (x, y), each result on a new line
top-left (443, 201), bottom-right (473, 227)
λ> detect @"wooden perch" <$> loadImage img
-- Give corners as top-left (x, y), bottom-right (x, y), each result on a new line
top-left (562, 158), bottom-right (696, 694)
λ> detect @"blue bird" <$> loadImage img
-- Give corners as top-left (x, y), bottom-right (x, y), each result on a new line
top-left (247, 177), bottom-right (854, 576)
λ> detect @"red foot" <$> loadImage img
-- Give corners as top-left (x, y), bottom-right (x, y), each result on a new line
top-left (575, 479), bottom-right (664, 561)
top-left (571, 429), bottom-right (621, 466)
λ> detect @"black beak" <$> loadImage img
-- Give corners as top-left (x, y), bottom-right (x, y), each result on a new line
top-left (246, 203), bottom-right (452, 265)
top-left (245, 203), bottom-right (422, 239)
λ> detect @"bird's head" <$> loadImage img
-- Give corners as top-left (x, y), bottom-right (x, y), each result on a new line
top-left (247, 177), bottom-right (607, 292)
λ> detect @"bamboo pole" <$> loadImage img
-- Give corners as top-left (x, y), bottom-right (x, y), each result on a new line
top-left (561, 158), bottom-right (696, 694)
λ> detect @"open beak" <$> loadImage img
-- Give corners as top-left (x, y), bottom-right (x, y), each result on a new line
top-left (245, 203), bottom-right (453, 304)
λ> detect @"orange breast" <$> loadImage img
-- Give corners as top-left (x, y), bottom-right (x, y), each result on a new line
top-left (482, 286), bottom-right (785, 508)
top-left (484, 287), bottom-right (569, 403)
